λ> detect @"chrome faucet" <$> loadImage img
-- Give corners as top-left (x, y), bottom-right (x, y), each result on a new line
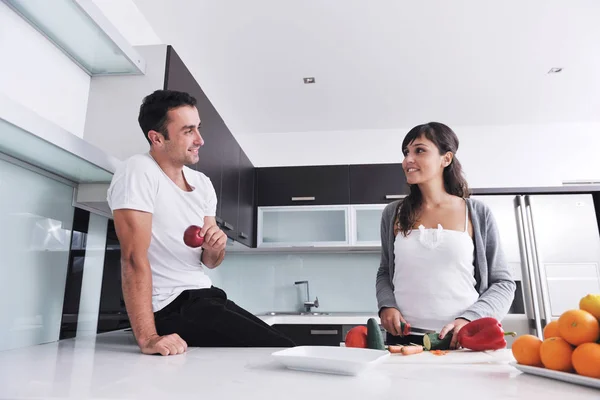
top-left (294, 280), bottom-right (319, 312)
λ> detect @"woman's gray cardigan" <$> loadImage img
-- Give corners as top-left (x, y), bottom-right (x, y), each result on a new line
top-left (376, 198), bottom-right (516, 322)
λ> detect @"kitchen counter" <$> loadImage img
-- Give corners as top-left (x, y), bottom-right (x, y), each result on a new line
top-left (256, 312), bottom-right (380, 325)
top-left (255, 312), bottom-right (526, 326)
top-left (0, 330), bottom-right (597, 399)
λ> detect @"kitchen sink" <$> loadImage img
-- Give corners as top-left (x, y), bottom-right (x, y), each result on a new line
top-left (263, 312), bottom-right (331, 316)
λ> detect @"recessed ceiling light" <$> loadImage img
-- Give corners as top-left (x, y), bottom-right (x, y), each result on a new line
top-left (548, 67), bottom-right (563, 74)
top-left (303, 77), bottom-right (315, 84)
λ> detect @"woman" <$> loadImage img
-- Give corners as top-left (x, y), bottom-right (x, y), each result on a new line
top-left (376, 122), bottom-right (515, 349)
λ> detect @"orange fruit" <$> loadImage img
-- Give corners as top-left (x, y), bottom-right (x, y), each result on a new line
top-left (511, 335), bottom-right (543, 367)
top-left (558, 309), bottom-right (600, 346)
top-left (579, 294), bottom-right (600, 320)
top-left (540, 337), bottom-right (574, 372)
top-left (543, 321), bottom-right (560, 339)
top-left (572, 342), bottom-right (600, 379)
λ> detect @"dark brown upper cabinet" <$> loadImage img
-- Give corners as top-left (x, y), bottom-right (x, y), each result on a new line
top-left (164, 46), bottom-right (254, 244)
top-left (349, 163), bottom-right (409, 204)
top-left (219, 132), bottom-right (241, 238)
top-left (237, 148), bottom-right (256, 247)
top-left (164, 46), bottom-right (224, 206)
top-left (256, 166), bottom-right (350, 207)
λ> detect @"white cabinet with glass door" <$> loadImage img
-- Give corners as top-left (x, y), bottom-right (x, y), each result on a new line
top-left (349, 204), bottom-right (387, 247)
top-left (257, 205), bottom-right (350, 247)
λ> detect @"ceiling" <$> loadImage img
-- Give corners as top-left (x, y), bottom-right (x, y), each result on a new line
top-left (94, 0), bottom-right (600, 166)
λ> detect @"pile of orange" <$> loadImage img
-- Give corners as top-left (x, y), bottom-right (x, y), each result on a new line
top-left (511, 294), bottom-right (600, 379)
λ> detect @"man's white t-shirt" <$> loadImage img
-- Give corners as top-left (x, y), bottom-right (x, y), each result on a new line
top-left (107, 153), bottom-right (216, 312)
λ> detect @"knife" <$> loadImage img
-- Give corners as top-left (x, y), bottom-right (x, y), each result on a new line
top-left (407, 326), bottom-right (436, 334)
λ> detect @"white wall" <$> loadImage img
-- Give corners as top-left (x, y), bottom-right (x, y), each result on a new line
top-left (0, 2), bottom-right (91, 137)
top-left (91, 0), bottom-right (162, 46)
top-left (236, 122), bottom-right (600, 188)
top-left (83, 45), bottom-right (167, 160)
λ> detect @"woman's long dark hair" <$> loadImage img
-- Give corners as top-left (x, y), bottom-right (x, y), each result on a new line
top-left (396, 122), bottom-right (470, 236)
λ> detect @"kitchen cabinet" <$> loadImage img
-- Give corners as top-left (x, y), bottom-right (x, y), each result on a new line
top-left (163, 46), bottom-right (224, 203)
top-left (350, 204), bottom-right (387, 246)
top-left (349, 163), bottom-right (408, 204)
top-left (258, 206), bottom-right (349, 247)
top-left (218, 132), bottom-right (240, 238)
top-left (164, 46), bottom-right (252, 243)
top-left (256, 165), bottom-right (350, 206)
top-left (237, 149), bottom-right (256, 247)
top-left (272, 324), bottom-right (343, 346)
top-left (257, 204), bottom-right (388, 248)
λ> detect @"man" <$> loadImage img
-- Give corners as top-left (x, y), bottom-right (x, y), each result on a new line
top-left (107, 89), bottom-right (294, 356)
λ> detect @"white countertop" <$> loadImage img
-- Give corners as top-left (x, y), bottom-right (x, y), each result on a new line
top-left (256, 313), bottom-right (380, 325)
top-left (255, 312), bottom-right (527, 326)
top-left (0, 330), bottom-right (597, 399)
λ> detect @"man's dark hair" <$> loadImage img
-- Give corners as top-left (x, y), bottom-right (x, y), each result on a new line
top-left (138, 89), bottom-right (197, 144)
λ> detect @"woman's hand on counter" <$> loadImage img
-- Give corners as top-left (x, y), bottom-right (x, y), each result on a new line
top-left (380, 307), bottom-right (407, 336)
top-left (439, 318), bottom-right (470, 349)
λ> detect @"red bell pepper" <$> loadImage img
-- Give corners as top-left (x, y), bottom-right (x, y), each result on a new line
top-left (457, 317), bottom-right (516, 351)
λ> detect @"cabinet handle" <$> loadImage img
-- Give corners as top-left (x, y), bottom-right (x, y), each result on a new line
top-left (291, 196), bottom-right (316, 201)
top-left (238, 232), bottom-right (248, 239)
top-left (310, 329), bottom-right (339, 335)
top-left (223, 222), bottom-right (234, 231)
top-left (385, 194), bottom-right (405, 200)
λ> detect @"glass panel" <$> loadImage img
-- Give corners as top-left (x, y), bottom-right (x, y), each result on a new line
top-left (0, 119), bottom-right (113, 183)
top-left (547, 278), bottom-right (600, 317)
top-left (76, 213), bottom-right (108, 337)
top-left (356, 208), bottom-right (384, 243)
top-left (262, 209), bottom-right (347, 245)
top-left (5, 0), bottom-right (144, 75)
top-left (0, 158), bottom-right (74, 351)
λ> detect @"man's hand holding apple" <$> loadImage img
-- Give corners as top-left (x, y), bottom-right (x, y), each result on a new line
top-left (199, 224), bottom-right (227, 252)
top-left (183, 223), bottom-right (226, 268)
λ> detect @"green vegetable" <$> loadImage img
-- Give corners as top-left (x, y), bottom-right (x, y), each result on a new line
top-left (399, 321), bottom-right (411, 336)
top-left (423, 332), bottom-right (452, 351)
top-left (367, 318), bottom-right (385, 350)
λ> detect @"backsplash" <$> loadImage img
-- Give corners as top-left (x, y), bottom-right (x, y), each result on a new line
top-left (204, 252), bottom-right (381, 314)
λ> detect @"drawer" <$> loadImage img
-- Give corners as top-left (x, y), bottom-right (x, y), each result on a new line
top-left (271, 324), bottom-right (343, 346)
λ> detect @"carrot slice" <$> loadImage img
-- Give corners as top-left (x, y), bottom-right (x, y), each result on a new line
top-left (401, 345), bottom-right (424, 355)
top-left (388, 345), bottom-right (404, 354)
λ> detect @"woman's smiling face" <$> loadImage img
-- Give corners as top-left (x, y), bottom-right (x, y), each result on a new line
top-left (402, 135), bottom-right (451, 185)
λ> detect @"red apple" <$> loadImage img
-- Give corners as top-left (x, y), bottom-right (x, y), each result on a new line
top-left (183, 225), bottom-right (204, 248)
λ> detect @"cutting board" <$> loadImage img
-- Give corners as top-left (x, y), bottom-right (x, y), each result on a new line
top-left (384, 349), bottom-right (514, 364)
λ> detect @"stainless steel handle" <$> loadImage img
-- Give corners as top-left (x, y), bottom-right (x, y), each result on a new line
top-left (562, 180), bottom-right (600, 185)
top-left (222, 222), bottom-right (234, 231)
top-left (291, 196), bottom-right (316, 201)
top-left (514, 196), bottom-right (543, 339)
top-left (292, 196), bottom-right (316, 201)
top-left (238, 232), bottom-right (248, 239)
top-left (385, 194), bottom-right (405, 200)
top-left (310, 330), bottom-right (338, 335)
top-left (524, 195), bottom-right (553, 328)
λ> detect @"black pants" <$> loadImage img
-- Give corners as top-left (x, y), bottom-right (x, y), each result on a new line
top-left (386, 332), bottom-right (424, 346)
top-left (154, 287), bottom-right (295, 347)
